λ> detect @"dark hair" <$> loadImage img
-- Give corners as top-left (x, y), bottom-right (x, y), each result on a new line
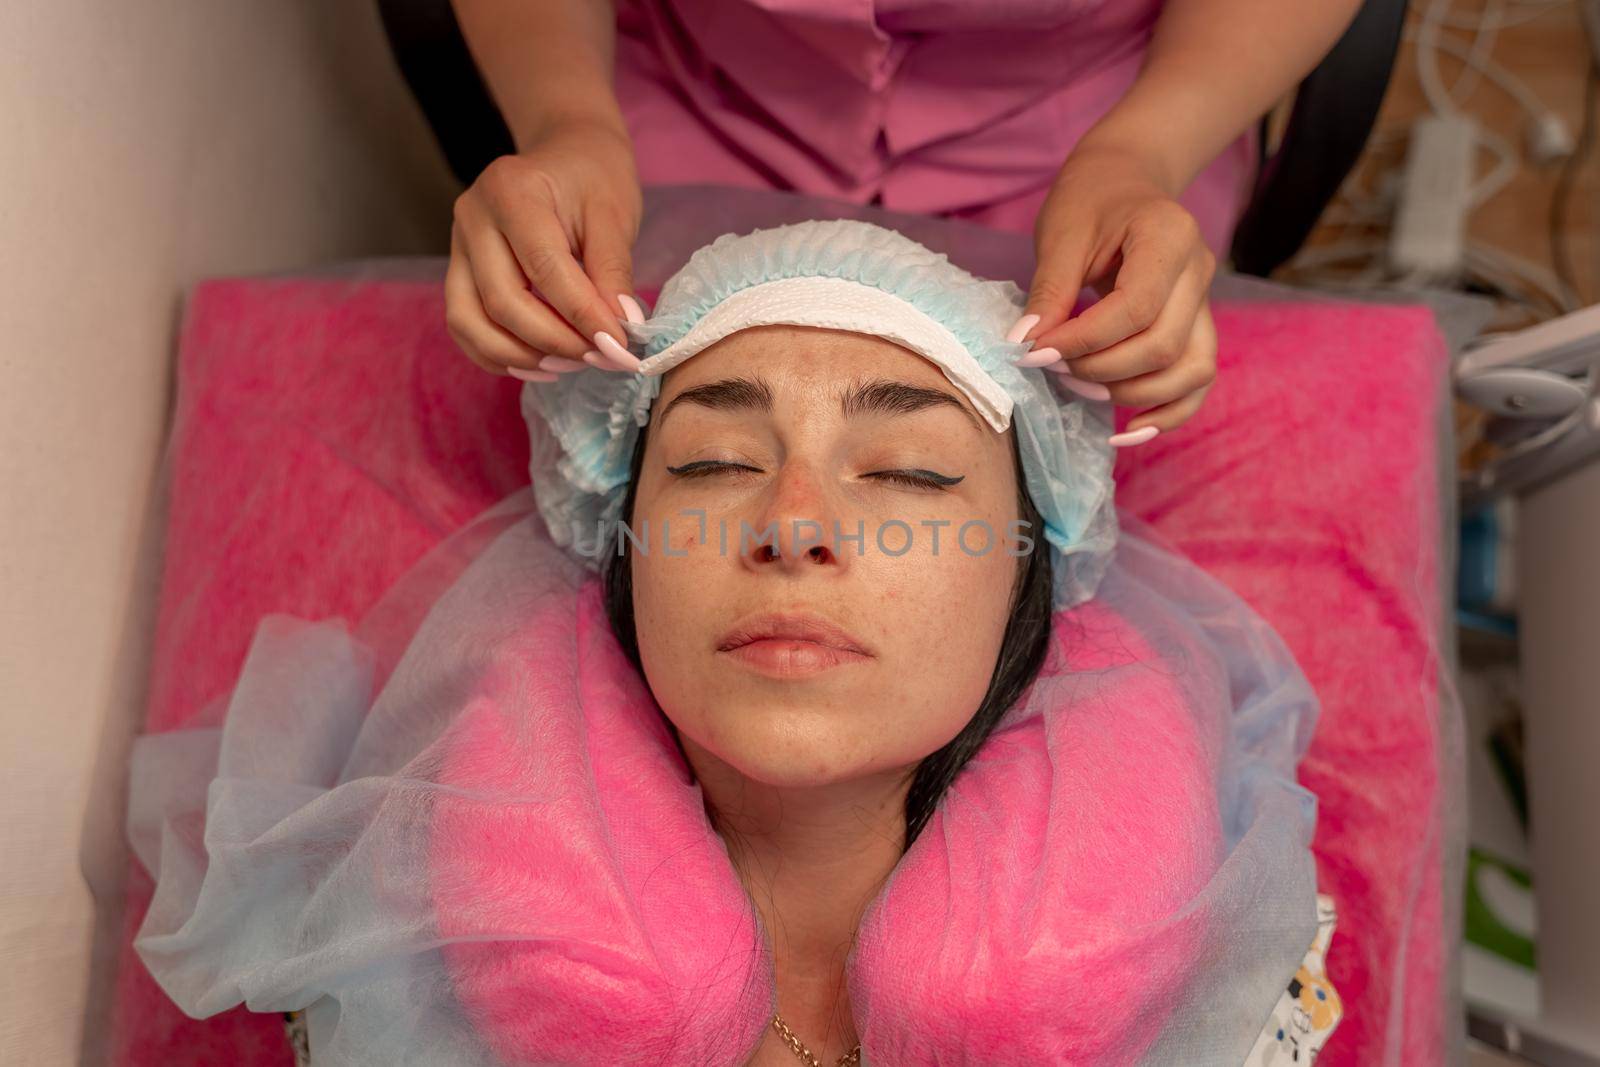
top-left (601, 418), bottom-right (1055, 852)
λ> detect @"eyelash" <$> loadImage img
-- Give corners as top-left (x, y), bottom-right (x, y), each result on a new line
top-left (665, 460), bottom-right (962, 490)
top-left (872, 469), bottom-right (962, 490)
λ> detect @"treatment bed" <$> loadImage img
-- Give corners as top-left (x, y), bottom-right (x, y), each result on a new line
top-left (109, 186), bottom-right (1468, 1066)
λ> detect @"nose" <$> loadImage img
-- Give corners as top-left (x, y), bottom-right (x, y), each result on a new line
top-left (738, 460), bottom-right (852, 578)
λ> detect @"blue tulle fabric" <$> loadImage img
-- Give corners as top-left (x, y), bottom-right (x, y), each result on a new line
top-left (523, 219), bottom-right (1119, 609)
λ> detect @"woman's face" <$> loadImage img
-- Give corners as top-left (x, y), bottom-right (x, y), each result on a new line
top-left (628, 325), bottom-right (1027, 789)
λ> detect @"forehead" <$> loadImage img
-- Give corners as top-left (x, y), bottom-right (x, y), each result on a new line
top-left (656, 324), bottom-right (977, 409)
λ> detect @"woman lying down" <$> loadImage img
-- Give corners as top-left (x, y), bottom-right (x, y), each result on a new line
top-left (129, 220), bottom-right (1343, 1066)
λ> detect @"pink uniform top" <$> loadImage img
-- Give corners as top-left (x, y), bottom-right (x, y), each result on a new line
top-left (614, 0), bottom-right (1259, 255)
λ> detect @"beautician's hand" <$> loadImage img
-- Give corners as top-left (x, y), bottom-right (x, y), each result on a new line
top-left (1015, 144), bottom-right (1218, 447)
top-left (445, 117), bottom-right (646, 382)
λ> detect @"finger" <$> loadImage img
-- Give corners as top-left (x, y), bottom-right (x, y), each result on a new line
top-left (1037, 211), bottom-right (1200, 359)
top-left (1050, 265), bottom-right (1210, 384)
top-left (1096, 344), bottom-right (1216, 410)
top-left (446, 225), bottom-right (557, 378)
top-left (617, 293), bottom-right (647, 324)
top-left (538, 355), bottom-right (589, 373)
top-left (1120, 380), bottom-right (1214, 436)
top-left (580, 205), bottom-right (642, 326)
top-left (445, 230), bottom-right (515, 375)
top-left (1118, 307), bottom-right (1219, 433)
top-left (1045, 366), bottom-right (1111, 402)
top-left (504, 207), bottom-right (630, 351)
top-left (590, 330), bottom-right (643, 371)
top-left (1016, 230), bottom-right (1095, 343)
top-left (458, 213), bottom-right (596, 360)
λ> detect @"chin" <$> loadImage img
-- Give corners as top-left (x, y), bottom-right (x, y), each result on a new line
top-left (702, 713), bottom-right (891, 789)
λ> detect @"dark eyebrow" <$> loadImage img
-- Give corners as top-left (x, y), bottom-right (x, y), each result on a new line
top-left (839, 377), bottom-right (984, 434)
top-left (657, 375), bottom-right (982, 434)
top-left (657, 376), bottom-right (774, 428)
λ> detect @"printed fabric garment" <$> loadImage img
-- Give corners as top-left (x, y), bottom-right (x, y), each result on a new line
top-left (612, 0), bottom-right (1258, 255)
top-left (1245, 895), bottom-right (1345, 1066)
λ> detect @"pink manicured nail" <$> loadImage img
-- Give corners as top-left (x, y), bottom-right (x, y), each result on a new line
top-left (1015, 345), bottom-right (1062, 368)
top-left (1006, 313), bottom-right (1041, 345)
top-left (593, 331), bottom-right (643, 371)
top-left (617, 294), bottom-right (646, 325)
top-left (539, 355), bottom-right (588, 373)
top-left (508, 366), bottom-right (558, 383)
top-left (581, 350), bottom-right (617, 371)
top-left (1108, 425), bottom-right (1160, 448)
top-left (1051, 370), bottom-right (1111, 401)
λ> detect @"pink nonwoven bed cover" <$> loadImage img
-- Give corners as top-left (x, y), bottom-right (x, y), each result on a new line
top-left (109, 223), bottom-right (1460, 1065)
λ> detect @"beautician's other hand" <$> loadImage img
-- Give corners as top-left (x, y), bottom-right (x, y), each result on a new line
top-left (1015, 144), bottom-right (1218, 446)
top-left (445, 117), bottom-right (645, 382)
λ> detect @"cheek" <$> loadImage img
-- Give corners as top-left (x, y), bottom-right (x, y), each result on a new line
top-left (858, 538), bottom-right (1020, 761)
top-left (629, 515), bottom-right (732, 725)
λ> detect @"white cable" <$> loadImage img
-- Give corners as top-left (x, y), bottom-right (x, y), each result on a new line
top-left (1404, 21), bottom-right (1554, 120)
top-left (1472, 402), bottom-right (1589, 492)
top-left (1464, 250), bottom-right (1546, 309)
top-left (1417, 0), bottom-right (1467, 115)
top-left (1472, 243), bottom-right (1583, 309)
top-left (1407, 1), bottom-right (1564, 209)
top-left (1290, 2), bottom-right (1579, 313)
top-left (1453, 0), bottom-right (1504, 101)
top-left (1472, 244), bottom-right (1575, 308)
top-left (1469, 124), bottom-right (1521, 206)
top-left (1458, 246), bottom-right (1553, 313)
top-left (1466, 242), bottom-right (1582, 313)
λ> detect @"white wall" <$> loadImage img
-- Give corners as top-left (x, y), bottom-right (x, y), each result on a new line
top-left (0, 3), bottom-right (457, 1062)
top-left (1519, 460), bottom-right (1600, 1049)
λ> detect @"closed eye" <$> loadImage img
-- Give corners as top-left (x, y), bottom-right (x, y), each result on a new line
top-left (665, 461), bottom-right (962, 490)
top-left (867, 469), bottom-right (964, 490)
top-left (666, 460), bottom-right (761, 477)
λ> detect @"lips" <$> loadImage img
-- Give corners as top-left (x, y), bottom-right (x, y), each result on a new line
top-left (715, 612), bottom-right (874, 679)
top-left (716, 611), bottom-right (873, 656)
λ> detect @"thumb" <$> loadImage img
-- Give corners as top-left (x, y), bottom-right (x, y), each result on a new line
top-left (581, 209), bottom-right (641, 328)
top-left (1018, 234), bottom-right (1093, 343)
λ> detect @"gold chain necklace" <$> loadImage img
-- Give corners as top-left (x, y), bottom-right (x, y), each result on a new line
top-left (771, 1013), bottom-right (862, 1067)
